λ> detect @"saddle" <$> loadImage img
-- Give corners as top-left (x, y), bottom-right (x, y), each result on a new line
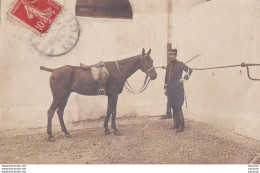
top-left (80, 61), bottom-right (109, 95)
top-left (80, 61), bottom-right (105, 69)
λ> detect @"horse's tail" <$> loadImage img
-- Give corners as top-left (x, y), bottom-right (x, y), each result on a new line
top-left (40, 66), bottom-right (54, 72)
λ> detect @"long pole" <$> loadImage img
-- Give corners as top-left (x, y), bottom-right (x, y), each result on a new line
top-left (167, 0), bottom-right (173, 63)
top-left (165, 0), bottom-right (173, 118)
top-left (167, 0), bottom-right (172, 44)
top-left (0, 0), bottom-right (2, 24)
top-left (184, 54), bottom-right (200, 64)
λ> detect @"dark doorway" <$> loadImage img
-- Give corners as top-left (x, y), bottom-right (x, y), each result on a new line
top-left (76, 0), bottom-right (133, 19)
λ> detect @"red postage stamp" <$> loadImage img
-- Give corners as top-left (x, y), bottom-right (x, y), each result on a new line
top-left (8, 0), bottom-right (63, 33)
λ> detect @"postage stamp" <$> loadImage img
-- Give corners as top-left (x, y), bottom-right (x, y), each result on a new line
top-left (8, 0), bottom-right (62, 33)
top-left (30, 10), bottom-right (80, 56)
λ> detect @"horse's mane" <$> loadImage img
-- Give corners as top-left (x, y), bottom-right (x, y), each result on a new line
top-left (108, 54), bottom-right (141, 63)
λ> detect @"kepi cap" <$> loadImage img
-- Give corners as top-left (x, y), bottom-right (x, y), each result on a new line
top-left (168, 49), bottom-right (177, 54)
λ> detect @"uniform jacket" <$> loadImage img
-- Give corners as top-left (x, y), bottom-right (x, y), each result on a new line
top-left (164, 59), bottom-right (193, 108)
top-left (165, 59), bottom-right (192, 85)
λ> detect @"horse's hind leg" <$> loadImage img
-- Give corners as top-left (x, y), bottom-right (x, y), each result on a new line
top-left (47, 101), bottom-right (58, 142)
top-left (57, 94), bottom-right (71, 138)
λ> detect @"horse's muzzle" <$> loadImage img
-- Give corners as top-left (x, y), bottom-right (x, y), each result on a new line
top-left (149, 70), bottom-right (157, 80)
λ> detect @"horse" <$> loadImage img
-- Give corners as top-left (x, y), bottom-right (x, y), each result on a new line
top-left (40, 48), bottom-right (157, 142)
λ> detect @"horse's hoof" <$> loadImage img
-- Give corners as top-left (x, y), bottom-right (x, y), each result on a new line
top-left (114, 131), bottom-right (121, 136)
top-left (65, 133), bottom-right (72, 138)
top-left (104, 130), bottom-right (111, 135)
top-left (48, 137), bottom-right (55, 142)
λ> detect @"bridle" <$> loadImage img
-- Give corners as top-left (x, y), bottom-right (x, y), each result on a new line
top-left (115, 54), bottom-right (155, 94)
top-left (140, 54), bottom-right (155, 77)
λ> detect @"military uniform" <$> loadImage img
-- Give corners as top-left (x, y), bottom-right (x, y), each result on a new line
top-left (164, 49), bottom-right (192, 132)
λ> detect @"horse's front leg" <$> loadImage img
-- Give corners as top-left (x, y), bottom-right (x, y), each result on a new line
top-left (104, 93), bottom-right (120, 135)
top-left (111, 94), bottom-right (120, 135)
top-left (104, 95), bottom-right (114, 135)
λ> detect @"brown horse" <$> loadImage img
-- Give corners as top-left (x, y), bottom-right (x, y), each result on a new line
top-left (40, 48), bottom-right (157, 142)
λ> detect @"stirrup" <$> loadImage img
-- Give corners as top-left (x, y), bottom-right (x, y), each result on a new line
top-left (98, 88), bottom-right (106, 95)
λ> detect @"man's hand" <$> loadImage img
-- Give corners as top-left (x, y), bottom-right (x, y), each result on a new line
top-left (184, 75), bottom-right (189, 80)
top-left (179, 79), bottom-right (184, 83)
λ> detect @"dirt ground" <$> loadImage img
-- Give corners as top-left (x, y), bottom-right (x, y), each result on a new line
top-left (0, 116), bottom-right (260, 164)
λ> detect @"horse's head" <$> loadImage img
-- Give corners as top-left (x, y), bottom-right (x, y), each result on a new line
top-left (140, 48), bottom-right (157, 80)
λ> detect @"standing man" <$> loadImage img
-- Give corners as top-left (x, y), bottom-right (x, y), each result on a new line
top-left (164, 49), bottom-right (192, 132)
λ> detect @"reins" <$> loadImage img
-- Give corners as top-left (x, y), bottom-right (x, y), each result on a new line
top-left (192, 63), bottom-right (260, 81)
top-left (124, 75), bottom-right (151, 94)
top-left (115, 55), bottom-right (153, 94)
top-left (155, 62), bottom-right (260, 109)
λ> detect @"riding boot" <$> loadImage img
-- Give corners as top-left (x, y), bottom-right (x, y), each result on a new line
top-left (172, 110), bottom-right (179, 129)
top-left (176, 109), bottom-right (184, 132)
top-left (160, 101), bottom-right (172, 119)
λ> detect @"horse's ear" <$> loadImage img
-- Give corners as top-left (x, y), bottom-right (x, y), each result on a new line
top-left (147, 48), bottom-right (151, 55)
top-left (142, 48), bottom-right (145, 56)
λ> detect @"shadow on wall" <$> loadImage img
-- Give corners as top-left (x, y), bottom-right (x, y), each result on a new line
top-left (175, 0), bottom-right (260, 140)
